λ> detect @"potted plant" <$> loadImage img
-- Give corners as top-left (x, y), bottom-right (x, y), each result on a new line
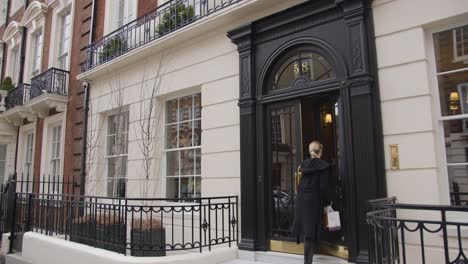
top-left (0, 76), bottom-right (14, 91)
top-left (98, 36), bottom-right (128, 63)
top-left (156, 3), bottom-right (195, 36)
top-left (131, 218), bottom-right (166, 256)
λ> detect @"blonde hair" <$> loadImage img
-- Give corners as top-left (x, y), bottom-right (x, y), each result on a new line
top-left (309, 141), bottom-right (323, 158)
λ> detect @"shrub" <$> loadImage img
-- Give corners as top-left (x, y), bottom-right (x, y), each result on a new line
top-left (0, 76), bottom-right (14, 91)
top-left (98, 36), bottom-right (127, 63)
top-left (156, 3), bottom-right (195, 35)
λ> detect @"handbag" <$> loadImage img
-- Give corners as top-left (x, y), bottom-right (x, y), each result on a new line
top-left (324, 204), bottom-right (341, 231)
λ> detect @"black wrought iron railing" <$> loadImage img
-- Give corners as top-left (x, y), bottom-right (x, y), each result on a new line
top-left (30, 68), bottom-right (69, 100)
top-left (1, 176), bottom-right (238, 256)
top-left (5, 84), bottom-right (31, 110)
top-left (81, 0), bottom-right (243, 72)
top-left (367, 197), bottom-right (468, 264)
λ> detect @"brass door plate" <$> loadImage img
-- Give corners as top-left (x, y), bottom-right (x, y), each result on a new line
top-left (390, 144), bottom-right (400, 170)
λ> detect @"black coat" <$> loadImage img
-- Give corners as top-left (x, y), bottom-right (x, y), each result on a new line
top-left (292, 157), bottom-right (329, 242)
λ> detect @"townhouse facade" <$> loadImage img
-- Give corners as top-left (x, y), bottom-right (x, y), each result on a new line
top-left (0, 0), bottom-right (81, 194)
top-left (0, 0), bottom-right (466, 264)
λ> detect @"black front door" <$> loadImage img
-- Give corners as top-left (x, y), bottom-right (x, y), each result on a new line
top-left (268, 93), bottom-right (348, 258)
top-left (268, 101), bottom-right (302, 242)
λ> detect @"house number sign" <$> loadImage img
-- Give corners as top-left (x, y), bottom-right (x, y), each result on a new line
top-left (390, 144), bottom-right (400, 170)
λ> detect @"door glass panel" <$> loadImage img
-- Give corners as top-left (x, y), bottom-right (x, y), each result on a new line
top-left (271, 104), bottom-right (299, 240)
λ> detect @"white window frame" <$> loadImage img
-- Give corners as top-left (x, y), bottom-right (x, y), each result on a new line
top-left (105, 110), bottom-right (129, 198)
top-left (39, 113), bottom-right (66, 194)
top-left (48, 0), bottom-right (74, 70)
top-left (31, 30), bottom-right (43, 77)
top-left (104, 0), bottom-right (137, 34)
top-left (164, 92), bottom-right (202, 200)
top-left (8, 46), bottom-right (20, 85)
top-left (428, 20), bottom-right (468, 206)
top-left (57, 10), bottom-right (71, 70)
top-left (16, 121), bottom-right (36, 193)
top-left (452, 25), bottom-right (468, 63)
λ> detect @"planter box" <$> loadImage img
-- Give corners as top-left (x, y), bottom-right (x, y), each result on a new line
top-left (70, 222), bottom-right (95, 247)
top-left (70, 222), bottom-right (126, 254)
top-left (131, 228), bottom-right (166, 257)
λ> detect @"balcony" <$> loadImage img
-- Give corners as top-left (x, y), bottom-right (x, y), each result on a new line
top-left (27, 68), bottom-right (69, 117)
top-left (0, 84), bottom-right (35, 125)
top-left (80, 0), bottom-right (243, 72)
top-left (0, 68), bottom-right (69, 125)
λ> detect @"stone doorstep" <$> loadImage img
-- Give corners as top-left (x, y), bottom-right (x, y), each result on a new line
top-left (3, 253), bottom-right (32, 264)
top-left (222, 250), bottom-right (350, 264)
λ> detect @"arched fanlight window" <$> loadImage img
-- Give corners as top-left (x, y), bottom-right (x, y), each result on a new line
top-left (271, 51), bottom-right (335, 90)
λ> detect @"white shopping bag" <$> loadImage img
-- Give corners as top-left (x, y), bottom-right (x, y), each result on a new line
top-left (325, 205), bottom-right (341, 231)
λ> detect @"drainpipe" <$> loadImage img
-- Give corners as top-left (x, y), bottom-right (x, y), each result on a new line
top-left (79, 0), bottom-right (96, 196)
top-left (11, 1), bottom-right (26, 182)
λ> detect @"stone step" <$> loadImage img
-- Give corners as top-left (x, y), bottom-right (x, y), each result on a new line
top-left (222, 251), bottom-right (350, 264)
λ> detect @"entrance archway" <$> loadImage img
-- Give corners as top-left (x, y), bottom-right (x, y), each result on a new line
top-left (228, 1), bottom-right (385, 263)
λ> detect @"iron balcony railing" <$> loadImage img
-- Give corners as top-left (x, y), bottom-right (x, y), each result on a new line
top-left (81, 0), bottom-right (243, 72)
top-left (30, 68), bottom-right (69, 100)
top-left (367, 197), bottom-right (468, 264)
top-left (5, 83), bottom-right (31, 110)
top-left (0, 176), bottom-right (238, 256)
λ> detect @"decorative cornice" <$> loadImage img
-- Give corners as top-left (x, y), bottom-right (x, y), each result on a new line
top-left (227, 23), bottom-right (253, 52)
top-left (3, 21), bottom-right (23, 44)
top-left (22, 1), bottom-right (48, 28)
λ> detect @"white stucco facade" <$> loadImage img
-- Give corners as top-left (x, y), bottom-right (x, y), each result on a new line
top-left (80, 0), bottom-right (307, 199)
top-left (372, 0), bottom-right (468, 205)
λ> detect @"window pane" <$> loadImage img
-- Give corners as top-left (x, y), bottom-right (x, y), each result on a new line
top-left (433, 25), bottom-right (468, 73)
top-left (166, 124), bottom-right (178, 149)
top-left (195, 148), bottom-right (201, 175)
top-left (447, 165), bottom-right (468, 205)
top-left (437, 71), bottom-right (468, 116)
top-left (193, 120), bottom-right (201, 146)
top-left (166, 151), bottom-right (179, 176)
top-left (195, 177), bottom-right (201, 198)
top-left (178, 121), bottom-right (192, 148)
top-left (166, 99), bottom-right (178, 124)
top-left (166, 177), bottom-right (179, 199)
top-left (180, 149), bottom-right (194, 176)
top-left (443, 119), bottom-right (468, 164)
top-left (180, 177), bottom-right (195, 199)
top-left (179, 96), bottom-right (193, 122)
top-left (107, 135), bottom-right (116, 155)
top-left (194, 94), bottom-right (201, 119)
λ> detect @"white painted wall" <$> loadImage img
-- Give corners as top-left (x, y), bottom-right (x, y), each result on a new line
top-left (373, 0), bottom-right (468, 261)
top-left (83, 0), bottom-right (305, 200)
top-left (372, 0), bottom-right (468, 205)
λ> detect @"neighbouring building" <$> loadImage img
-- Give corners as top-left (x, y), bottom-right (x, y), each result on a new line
top-left (0, 0), bottom-right (80, 194)
top-left (0, 0), bottom-right (466, 264)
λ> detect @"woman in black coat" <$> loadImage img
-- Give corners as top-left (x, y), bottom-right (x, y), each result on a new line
top-left (292, 141), bottom-right (329, 264)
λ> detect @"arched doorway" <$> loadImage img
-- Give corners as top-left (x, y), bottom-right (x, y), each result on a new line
top-left (263, 47), bottom-right (347, 258)
top-left (228, 1), bottom-right (385, 262)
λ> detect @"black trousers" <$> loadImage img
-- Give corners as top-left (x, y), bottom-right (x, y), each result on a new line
top-left (304, 237), bottom-right (315, 264)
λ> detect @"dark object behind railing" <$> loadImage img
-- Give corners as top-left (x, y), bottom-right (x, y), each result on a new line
top-left (30, 68), bottom-right (69, 100)
top-left (81, 0), bottom-right (243, 72)
top-left (5, 84), bottom-right (31, 110)
top-left (451, 182), bottom-right (468, 206)
top-left (1, 177), bottom-right (238, 256)
top-left (367, 197), bottom-right (468, 264)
